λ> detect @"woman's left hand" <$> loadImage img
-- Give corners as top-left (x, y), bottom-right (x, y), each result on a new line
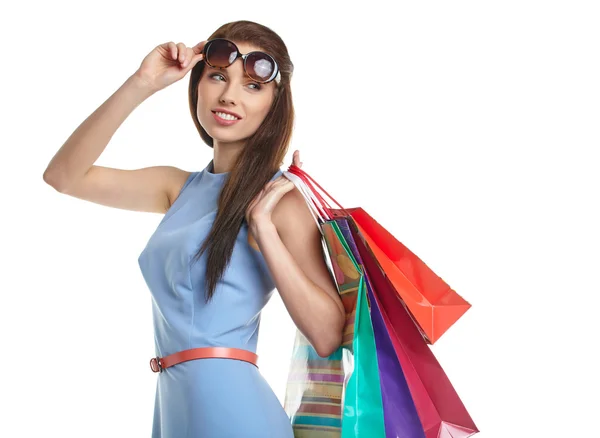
top-left (245, 150), bottom-right (303, 234)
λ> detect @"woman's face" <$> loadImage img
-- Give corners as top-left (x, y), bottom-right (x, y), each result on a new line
top-left (196, 41), bottom-right (278, 145)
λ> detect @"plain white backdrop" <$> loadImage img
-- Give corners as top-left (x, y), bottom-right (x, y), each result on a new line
top-left (2, 1), bottom-right (599, 437)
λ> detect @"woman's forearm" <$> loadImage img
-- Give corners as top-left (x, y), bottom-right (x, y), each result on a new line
top-left (43, 73), bottom-right (157, 191)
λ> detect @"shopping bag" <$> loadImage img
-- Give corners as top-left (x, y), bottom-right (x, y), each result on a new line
top-left (348, 217), bottom-right (479, 437)
top-left (336, 217), bottom-right (426, 438)
top-left (286, 165), bottom-right (471, 344)
top-left (283, 173), bottom-right (386, 437)
top-left (348, 208), bottom-right (471, 344)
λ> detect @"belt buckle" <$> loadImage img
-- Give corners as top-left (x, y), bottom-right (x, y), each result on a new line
top-left (150, 357), bottom-right (163, 373)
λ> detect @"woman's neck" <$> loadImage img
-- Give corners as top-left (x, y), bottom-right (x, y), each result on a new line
top-left (212, 140), bottom-right (245, 174)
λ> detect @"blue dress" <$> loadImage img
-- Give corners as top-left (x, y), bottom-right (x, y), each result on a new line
top-left (137, 159), bottom-right (294, 438)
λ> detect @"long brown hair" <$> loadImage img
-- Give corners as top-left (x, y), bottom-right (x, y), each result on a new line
top-left (187, 20), bottom-right (295, 303)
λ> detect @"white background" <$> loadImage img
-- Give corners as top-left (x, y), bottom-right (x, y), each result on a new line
top-left (2, 1), bottom-right (599, 437)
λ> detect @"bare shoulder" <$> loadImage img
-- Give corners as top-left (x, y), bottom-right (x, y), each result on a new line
top-left (272, 185), bottom-right (318, 243)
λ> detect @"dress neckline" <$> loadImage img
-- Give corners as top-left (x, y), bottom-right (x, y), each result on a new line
top-left (203, 159), bottom-right (230, 183)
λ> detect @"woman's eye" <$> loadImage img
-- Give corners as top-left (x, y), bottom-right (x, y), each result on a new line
top-left (210, 73), bottom-right (261, 90)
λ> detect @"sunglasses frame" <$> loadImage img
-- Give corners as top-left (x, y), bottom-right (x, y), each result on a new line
top-left (202, 38), bottom-right (281, 85)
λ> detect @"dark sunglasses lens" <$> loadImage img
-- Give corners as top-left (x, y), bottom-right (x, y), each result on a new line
top-left (205, 39), bottom-right (237, 67)
top-left (245, 52), bottom-right (277, 83)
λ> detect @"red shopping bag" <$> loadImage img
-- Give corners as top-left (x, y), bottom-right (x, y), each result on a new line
top-left (287, 165), bottom-right (471, 343)
top-left (348, 217), bottom-right (479, 437)
top-left (348, 208), bottom-right (471, 343)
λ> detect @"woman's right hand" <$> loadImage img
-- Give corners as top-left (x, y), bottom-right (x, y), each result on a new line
top-left (134, 41), bottom-right (207, 92)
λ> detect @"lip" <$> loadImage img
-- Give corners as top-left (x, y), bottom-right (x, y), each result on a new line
top-left (212, 111), bottom-right (242, 126)
top-left (212, 108), bottom-right (243, 119)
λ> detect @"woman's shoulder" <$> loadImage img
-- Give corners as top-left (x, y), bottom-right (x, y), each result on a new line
top-left (272, 178), bottom-right (317, 236)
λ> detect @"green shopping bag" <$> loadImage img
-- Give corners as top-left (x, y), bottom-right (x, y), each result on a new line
top-left (283, 219), bottom-right (386, 437)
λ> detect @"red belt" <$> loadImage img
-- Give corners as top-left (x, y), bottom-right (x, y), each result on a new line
top-left (150, 347), bottom-right (259, 373)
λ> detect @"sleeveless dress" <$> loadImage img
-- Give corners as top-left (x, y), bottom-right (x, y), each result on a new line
top-left (137, 159), bottom-right (294, 438)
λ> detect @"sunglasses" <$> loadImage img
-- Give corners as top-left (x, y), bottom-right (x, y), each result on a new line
top-left (202, 38), bottom-right (281, 85)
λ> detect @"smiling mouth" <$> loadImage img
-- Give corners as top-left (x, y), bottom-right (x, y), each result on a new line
top-left (211, 111), bottom-right (242, 126)
top-left (212, 110), bottom-right (241, 121)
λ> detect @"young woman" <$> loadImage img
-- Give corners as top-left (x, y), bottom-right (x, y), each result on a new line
top-left (43, 20), bottom-right (345, 438)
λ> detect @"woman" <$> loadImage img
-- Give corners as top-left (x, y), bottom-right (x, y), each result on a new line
top-left (43, 20), bottom-right (345, 438)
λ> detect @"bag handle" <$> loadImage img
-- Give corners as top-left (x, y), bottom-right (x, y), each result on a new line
top-left (282, 170), bottom-right (327, 232)
top-left (287, 165), bottom-right (352, 218)
top-left (289, 170), bottom-right (332, 221)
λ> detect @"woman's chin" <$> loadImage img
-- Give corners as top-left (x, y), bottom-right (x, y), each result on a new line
top-left (206, 131), bottom-right (244, 144)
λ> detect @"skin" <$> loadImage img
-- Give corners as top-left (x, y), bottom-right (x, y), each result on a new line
top-left (183, 40), bottom-right (345, 357)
